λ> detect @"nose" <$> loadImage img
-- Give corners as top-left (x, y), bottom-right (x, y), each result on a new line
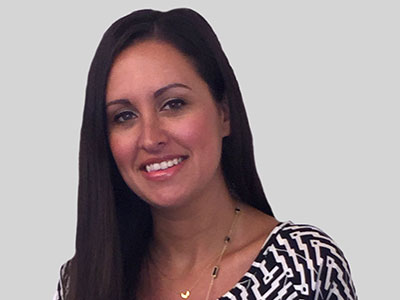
top-left (138, 115), bottom-right (167, 153)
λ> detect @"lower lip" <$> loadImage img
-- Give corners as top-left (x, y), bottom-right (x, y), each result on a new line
top-left (141, 159), bottom-right (186, 181)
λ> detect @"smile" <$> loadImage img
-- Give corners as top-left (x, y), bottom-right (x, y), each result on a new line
top-left (145, 157), bottom-right (185, 173)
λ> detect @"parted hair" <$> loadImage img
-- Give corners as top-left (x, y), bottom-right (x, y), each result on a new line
top-left (68, 8), bottom-right (273, 300)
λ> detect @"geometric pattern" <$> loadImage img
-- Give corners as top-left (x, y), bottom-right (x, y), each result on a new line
top-left (220, 221), bottom-right (358, 299)
top-left (54, 222), bottom-right (357, 300)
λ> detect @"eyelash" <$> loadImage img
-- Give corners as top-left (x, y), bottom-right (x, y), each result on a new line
top-left (113, 110), bottom-right (136, 123)
top-left (162, 98), bottom-right (186, 111)
top-left (111, 98), bottom-right (186, 124)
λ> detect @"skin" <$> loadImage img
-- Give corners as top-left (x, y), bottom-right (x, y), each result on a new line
top-left (106, 40), bottom-right (230, 210)
top-left (106, 40), bottom-right (279, 299)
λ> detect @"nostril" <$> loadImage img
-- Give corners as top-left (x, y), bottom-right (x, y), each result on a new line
top-left (140, 132), bottom-right (168, 152)
top-left (138, 119), bottom-right (168, 152)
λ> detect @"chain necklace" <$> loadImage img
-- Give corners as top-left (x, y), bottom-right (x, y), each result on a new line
top-left (150, 206), bottom-right (241, 300)
top-left (203, 207), bottom-right (241, 300)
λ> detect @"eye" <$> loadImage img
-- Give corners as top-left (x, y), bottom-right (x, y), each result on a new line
top-left (113, 110), bottom-right (136, 123)
top-left (162, 98), bottom-right (186, 111)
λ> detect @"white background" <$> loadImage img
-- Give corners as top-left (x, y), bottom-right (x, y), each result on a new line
top-left (1, 1), bottom-right (398, 299)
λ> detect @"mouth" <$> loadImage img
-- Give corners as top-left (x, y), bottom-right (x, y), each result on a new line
top-left (141, 156), bottom-right (188, 173)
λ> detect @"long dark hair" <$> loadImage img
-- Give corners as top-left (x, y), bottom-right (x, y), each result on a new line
top-left (69, 8), bottom-right (274, 300)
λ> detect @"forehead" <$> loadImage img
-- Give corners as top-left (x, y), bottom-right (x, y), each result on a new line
top-left (106, 40), bottom-right (204, 101)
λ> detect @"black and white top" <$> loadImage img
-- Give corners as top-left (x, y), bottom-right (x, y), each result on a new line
top-left (219, 221), bottom-right (357, 299)
top-left (54, 221), bottom-right (357, 300)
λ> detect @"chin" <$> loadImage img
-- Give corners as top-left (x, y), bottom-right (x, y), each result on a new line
top-left (142, 191), bottom-right (192, 210)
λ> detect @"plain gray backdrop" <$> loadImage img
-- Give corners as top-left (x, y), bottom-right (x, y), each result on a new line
top-left (1, 1), bottom-right (399, 299)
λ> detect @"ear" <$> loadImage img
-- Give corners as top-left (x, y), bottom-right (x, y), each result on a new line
top-left (218, 100), bottom-right (230, 137)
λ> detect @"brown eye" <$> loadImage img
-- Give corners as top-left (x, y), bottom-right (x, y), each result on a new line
top-left (162, 98), bottom-right (186, 111)
top-left (114, 111), bottom-right (136, 123)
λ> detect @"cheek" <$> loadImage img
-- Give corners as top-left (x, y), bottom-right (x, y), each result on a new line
top-left (109, 133), bottom-right (137, 170)
top-left (174, 112), bottom-right (223, 157)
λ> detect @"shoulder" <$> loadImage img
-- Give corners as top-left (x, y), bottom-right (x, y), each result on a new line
top-left (261, 221), bottom-right (357, 299)
top-left (266, 221), bottom-right (345, 255)
top-left (222, 222), bottom-right (358, 299)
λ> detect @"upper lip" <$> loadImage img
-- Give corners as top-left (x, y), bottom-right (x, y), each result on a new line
top-left (139, 155), bottom-right (188, 170)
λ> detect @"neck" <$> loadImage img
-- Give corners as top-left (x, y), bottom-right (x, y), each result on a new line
top-left (149, 184), bottom-right (238, 270)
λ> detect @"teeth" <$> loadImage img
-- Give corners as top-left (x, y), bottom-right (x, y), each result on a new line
top-left (145, 157), bottom-right (184, 172)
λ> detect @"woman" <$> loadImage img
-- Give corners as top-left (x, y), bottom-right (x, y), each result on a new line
top-left (55, 8), bottom-right (357, 300)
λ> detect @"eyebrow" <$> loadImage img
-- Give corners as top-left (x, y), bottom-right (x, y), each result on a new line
top-left (153, 82), bottom-right (191, 98)
top-left (106, 98), bottom-right (131, 108)
top-left (106, 82), bottom-right (191, 108)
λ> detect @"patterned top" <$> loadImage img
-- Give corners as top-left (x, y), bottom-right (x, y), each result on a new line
top-left (54, 221), bottom-right (357, 300)
top-left (219, 221), bottom-right (357, 299)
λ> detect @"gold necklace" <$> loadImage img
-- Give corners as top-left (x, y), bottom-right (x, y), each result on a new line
top-left (204, 207), bottom-right (241, 300)
top-left (150, 206), bottom-right (241, 300)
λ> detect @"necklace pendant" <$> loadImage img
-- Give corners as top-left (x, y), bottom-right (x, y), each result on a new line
top-left (180, 290), bottom-right (190, 299)
top-left (212, 266), bottom-right (219, 278)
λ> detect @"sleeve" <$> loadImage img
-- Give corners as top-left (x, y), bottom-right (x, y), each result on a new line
top-left (277, 224), bottom-right (358, 300)
top-left (219, 222), bottom-right (357, 300)
top-left (313, 238), bottom-right (357, 299)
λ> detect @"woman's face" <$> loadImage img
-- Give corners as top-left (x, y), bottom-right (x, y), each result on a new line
top-left (106, 40), bottom-right (230, 208)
